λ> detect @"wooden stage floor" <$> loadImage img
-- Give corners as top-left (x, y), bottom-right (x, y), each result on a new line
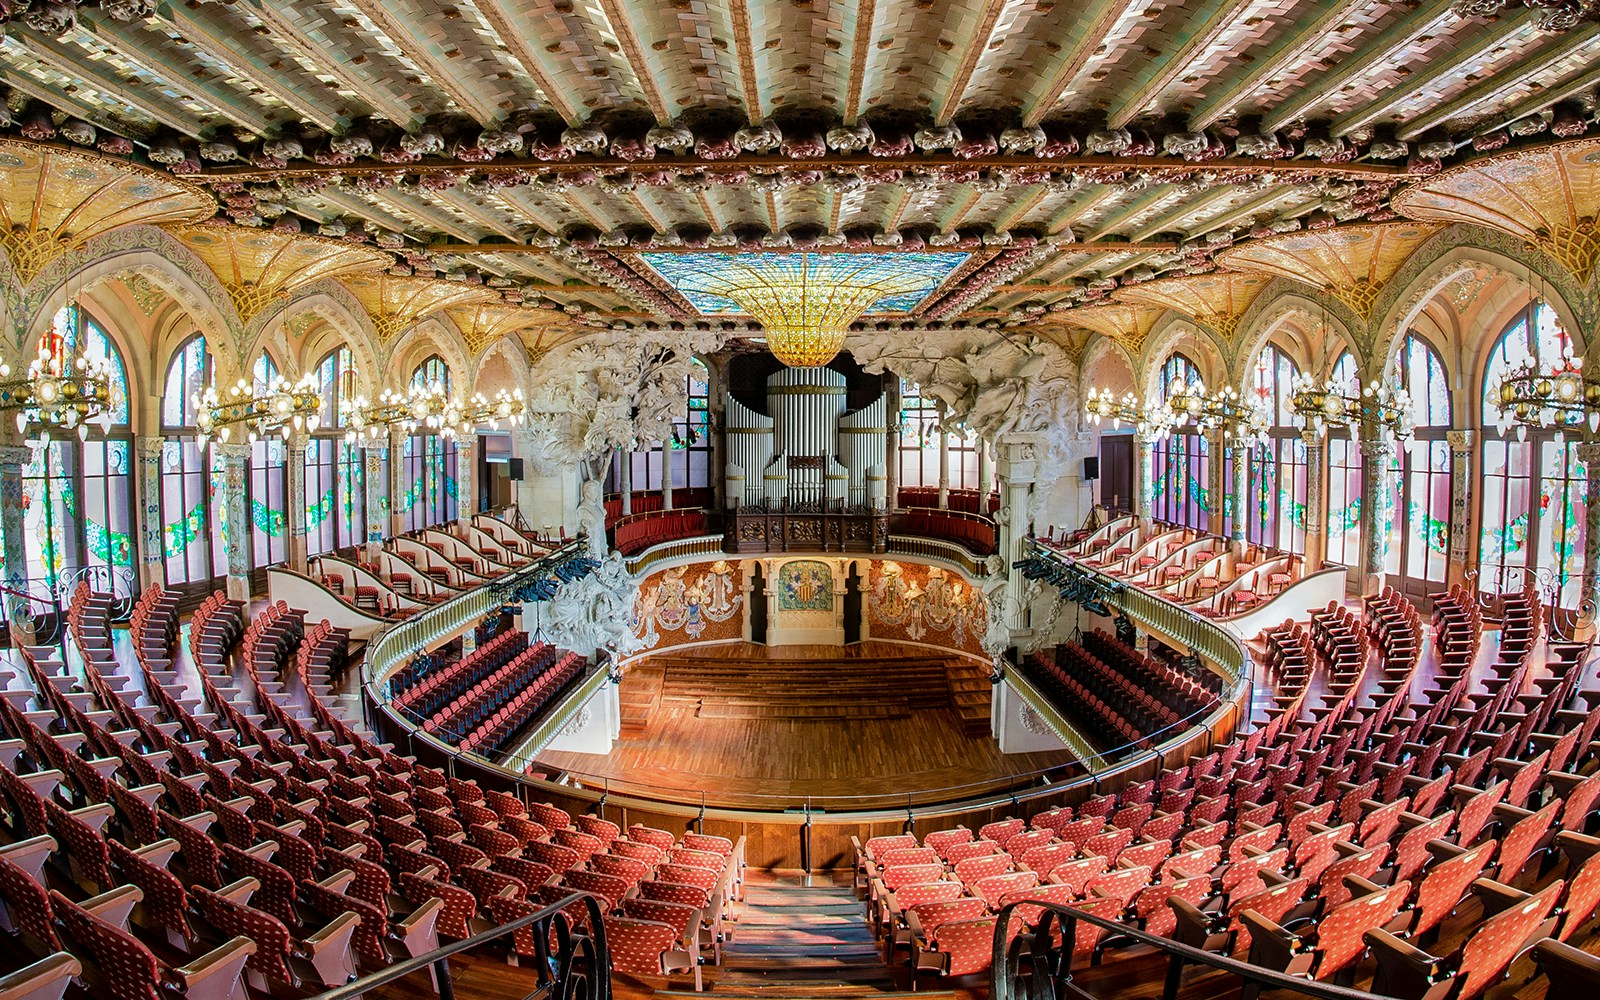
top-left (535, 642), bottom-right (1078, 810)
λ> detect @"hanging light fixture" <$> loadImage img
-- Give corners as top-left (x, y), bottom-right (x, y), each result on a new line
top-left (1288, 373), bottom-right (1414, 442)
top-left (1166, 379), bottom-right (1273, 446)
top-left (0, 339), bottom-right (121, 448)
top-left (343, 383), bottom-right (526, 445)
top-left (1490, 350), bottom-right (1600, 439)
top-left (193, 371), bottom-right (322, 450)
top-left (1083, 388), bottom-right (1176, 440)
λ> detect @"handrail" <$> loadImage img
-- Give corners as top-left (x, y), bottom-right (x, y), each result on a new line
top-left (990, 899), bottom-right (1389, 1000)
top-left (309, 890), bottom-right (609, 1000)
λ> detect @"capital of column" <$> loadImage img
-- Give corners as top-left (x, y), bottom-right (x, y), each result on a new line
top-left (1299, 426), bottom-right (1324, 450)
top-left (284, 430), bottom-right (312, 452)
top-left (0, 444), bottom-right (33, 467)
top-left (1358, 437), bottom-right (1396, 463)
top-left (139, 436), bottom-right (165, 459)
top-left (1446, 429), bottom-right (1474, 455)
top-left (215, 441), bottom-right (252, 462)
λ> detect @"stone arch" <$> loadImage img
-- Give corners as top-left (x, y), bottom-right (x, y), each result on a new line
top-left (253, 283), bottom-right (382, 390)
top-left (1231, 281), bottom-right (1367, 379)
top-left (1138, 314), bottom-right (1226, 405)
top-left (471, 336), bottom-right (532, 398)
top-left (1078, 336), bottom-right (1138, 401)
top-left (390, 314), bottom-right (471, 392)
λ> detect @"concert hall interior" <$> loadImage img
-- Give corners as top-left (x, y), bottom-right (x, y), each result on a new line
top-left (0, 2), bottom-right (1598, 1000)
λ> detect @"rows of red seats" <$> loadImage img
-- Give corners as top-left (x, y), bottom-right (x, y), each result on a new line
top-left (603, 489), bottom-right (714, 529)
top-left (1365, 585), bottom-right (1422, 673)
top-left (1257, 619), bottom-right (1313, 709)
top-left (1083, 630), bottom-right (1221, 709)
top-left (392, 630), bottom-right (530, 716)
top-left (65, 582), bottom-right (117, 669)
top-left (896, 487), bottom-right (1000, 516)
top-left (127, 585), bottom-right (180, 667)
top-left (1025, 652), bottom-right (1156, 753)
top-left (1308, 601), bottom-right (1370, 691)
top-left (898, 508), bottom-right (997, 556)
top-left (613, 510), bottom-right (710, 556)
top-left (1431, 583), bottom-right (1484, 672)
top-left (437, 645), bottom-right (586, 755)
top-left (186, 591), bottom-right (245, 675)
top-left (1025, 632), bottom-right (1216, 753)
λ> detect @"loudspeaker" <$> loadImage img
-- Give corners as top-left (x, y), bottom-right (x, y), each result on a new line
top-left (1083, 456), bottom-right (1100, 481)
top-left (508, 458), bottom-right (524, 481)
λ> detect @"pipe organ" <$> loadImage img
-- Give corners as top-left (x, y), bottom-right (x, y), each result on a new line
top-left (723, 367), bottom-right (889, 511)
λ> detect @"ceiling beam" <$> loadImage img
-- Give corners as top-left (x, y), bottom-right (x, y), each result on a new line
top-left (1021, 0), bottom-right (1142, 128)
top-left (1045, 187), bottom-right (1117, 236)
top-left (1125, 186), bottom-right (1237, 242)
top-left (1393, 25), bottom-right (1600, 140)
top-left (0, 56), bottom-right (147, 136)
top-left (1485, 58), bottom-right (1600, 134)
top-left (1104, 0), bottom-right (1255, 129)
top-left (1258, 0), bottom-right (1498, 133)
top-left (991, 185), bottom-right (1049, 232)
top-left (14, 31), bottom-right (212, 136)
top-left (462, 0), bottom-right (580, 124)
top-left (1082, 187), bottom-right (1178, 242)
top-left (1185, 0), bottom-right (1368, 130)
top-left (592, 0), bottom-right (671, 122)
top-left (339, 0), bottom-right (502, 124)
top-left (371, 189), bottom-right (480, 242)
top-left (727, 0), bottom-right (763, 124)
top-left (842, 0), bottom-right (877, 125)
top-left (246, 1), bottom-right (428, 128)
top-left (934, 0), bottom-right (1010, 125)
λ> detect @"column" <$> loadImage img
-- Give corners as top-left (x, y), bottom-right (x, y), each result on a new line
top-left (977, 440), bottom-right (992, 505)
top-left (886, 379), bottom-right (901, 512)
top-left (1443, 430), bottom-right (1474, 586)
top-left (996, 433), bottom-right (1039, 637)
top-left (1359, 435), bottom-right (1396, 596)
top-left (661, 441), bottom-right (675, 510)
top-left (1228, 439), bottom-right (1246, 548)
top-left (137, 437), bottom-right (165, 589)
top-left (455, 435), bottom-right (476, 524)
top-left (0, 445), bottom-right (29, 589)
top-left (217, 442), bottom-right (252, 601)
top-left (1300, 427), bottom-right (1326, 572)
top-left (1134, 432), bottom-right (1155, 525)
top-left (618, 448), bottom-right (632, 516)
top-left (936, 403), bottom-right (951, 509)
top-left (285, 433), bottom-right (309, 574)
top-left (1578, 442), bottom-right (1600, 617)
top-left (364, 445), bottom-right (386, 559)
top-left (388, 427), bottom-right (408, 537)
top-left (707, 358), bottom-right (727, 511)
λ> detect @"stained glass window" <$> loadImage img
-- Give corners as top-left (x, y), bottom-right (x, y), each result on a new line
top-left (1153, 354), bottom-right (1208, 529)
top-left (638, 251), bottom-right (970, 316)
top-left (1325, 352), bottom-right (1363, 566)
top-left (1239, 345), bottom-right (1306, 553)
top-left (405, 356), bottom-right (456, 530)
top-left (1384, 333), bottom-right (1452, 589)
top-left (161, 335), bottom-right (228, 590)
top-left (307, 348), bottom-right (365, 556)
top-left (1479, 301), bottom-right (1585, 607)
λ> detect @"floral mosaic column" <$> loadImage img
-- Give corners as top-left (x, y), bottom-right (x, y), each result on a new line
top-left (137, 437), bottom-right (165, 590)
top-left (1300, 428), bottom-right (1326, 572)
top-left (363, 446), bottom-right (386, 560)
top-left (996, 432), bottom-right (1038, 636)
top-left (285, 433), bottom-right (308, 574)
top-left (1225, 436), bottom-right (1245, 546)
top-left (1578, 442), bottom-right (1600, 621)
top-left (216, 443), bottom-right (251, 601)
top-left (1358, 436), bottom-right (1396, 595)
top-left (1134, 432), bottom-right (1154, 525)
top-left (1447, 430), bottom-right (1474, 585)
top-left (0, 445), bottom-right (29, 588)
top-left (456, 437), bottom-right (475, 522)
top-left (937, 402), bottom-right (951, 509)
top-left (388, 427), bottom-right (406, 538)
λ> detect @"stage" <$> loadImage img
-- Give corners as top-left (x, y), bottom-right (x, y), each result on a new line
top-left (534, 642), bottom-right (1079, 809)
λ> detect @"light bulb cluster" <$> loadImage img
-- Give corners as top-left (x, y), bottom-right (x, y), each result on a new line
top-left (193, 372), bottom-right (322, 450)
top-left (1491, 351), bottom-right (1600, 441)
top-left (1165, 380), bottom-right (1272, 446)
top-left (1288, 373), bottom-right (1414, 443)
top-left (342, 382), bottom-right (527, 446)
top-left (0, 342), bottom-right (121, 451)
top-left (1083, 388), bottom-right (1176, 440)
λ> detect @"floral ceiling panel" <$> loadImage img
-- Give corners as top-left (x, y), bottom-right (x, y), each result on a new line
top-left (637, 252), bottom-right (972, 317)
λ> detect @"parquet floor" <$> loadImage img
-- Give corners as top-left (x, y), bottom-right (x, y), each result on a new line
top-left (536, 642), bottom-right (1076, 809)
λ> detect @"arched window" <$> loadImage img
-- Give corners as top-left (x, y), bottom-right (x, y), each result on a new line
top-left (306, 348), bottom-right (366, 556)
top-left (1479, 300), bottom-right (1585, 606)
top-left (160, 334), bottom-right (228, 591)
top-left (1152, 353), bottom-right (1207, 528)
top-left (249, 351), bottom-right (288, 570)
top-left (1238, 345), bottom-right (1306, 553)
top-left (21, 304), bottom-right (136, 600)
top-left (1384, 333), bottom-right (1453, 594)
top-left (403, 356), bottom-right (456, 530)
top-left (1324, 352), bottom-right (1363, 567)
top-left (674, 359), bottom-right (712, 493)
top-left (892, 377), bottom-right (984, 497)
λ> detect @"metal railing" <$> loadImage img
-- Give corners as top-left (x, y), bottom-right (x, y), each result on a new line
top-left (309, 891), bottom-right (608, 1000)
top-left (991, 900), bottom-right (1389, 1000)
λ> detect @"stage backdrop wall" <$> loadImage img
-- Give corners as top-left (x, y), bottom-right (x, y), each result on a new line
top-left (632, 558), bottom-right (747, 651)
top-left (864, 560), bottom-right (989, 660)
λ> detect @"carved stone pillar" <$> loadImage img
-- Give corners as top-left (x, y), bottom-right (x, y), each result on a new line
top-left (937, 403), bottom-right (951, 508)
top-left (886, 379), bottom-right (902, 512)
top-left (285, 432), bottom-right (309, 574)
top-left (137, 437), bottom-right (165, 589)
top-left (996, 433), bottom-right (1039, 637)
top-left (0, 445), bottom-right (29, 588)
top-left (216, 442), bottom-right (252, 601)
top-left (364, 444), bottom-right (386, 559)
top-left (455, 435), bottom-right (476, 523)
top-left (1134, 432), bottom-right (1155, 525)
top-left (1447, 429), bottom-right (1474, 586)
top-left (1359, 436), bottom-right (1396, 595)
top-left (388, 427), bottom-right (406, 537)
top-left (706, 357), bottom-right (727, 511)
top-left (1579, 442), bottom-right (1600, 617)
top-left (618, 448), bottom-right (632, 516)
top-left (1300, 427), bottom-right (1326, 572)
top-left (977, 440), bottom-right (992, 503)
top-left (661, 441), bottom-right (675, 510)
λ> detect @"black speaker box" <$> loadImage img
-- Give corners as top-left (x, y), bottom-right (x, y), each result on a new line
top-left (508, 458), bottom-right (524, 481)
top-left (1083, 456), bottom-right (1100, 481)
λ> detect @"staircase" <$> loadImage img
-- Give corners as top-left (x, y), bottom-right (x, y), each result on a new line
top-left (943, 659), bottom-right (993, 737)
top-left (646, 653), bottom-right (981, 723)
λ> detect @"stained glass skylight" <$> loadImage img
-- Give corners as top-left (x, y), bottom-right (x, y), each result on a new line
top-left (638, 252), bottom-right (970, 317)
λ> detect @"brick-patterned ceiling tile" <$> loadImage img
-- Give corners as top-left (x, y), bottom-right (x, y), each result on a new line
top-left (853, 0), bottom-right (968, 116)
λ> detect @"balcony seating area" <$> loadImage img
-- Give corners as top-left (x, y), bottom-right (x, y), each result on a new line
top-left (613, 509), bottom-right (712, 556)
top-left (858, 591), bottom-right (1600, 995)
top-left (897, 508), bottom-right (997, 556)
top-left (895, 487), bottom-right (1000, 516)
top-left (446, 646), bottom-right (586, 757)
top-left (391, 631), bottom-right (531, 718)
top-left (1023, 631), bottom-right (1218, 754)
top-left (603, 489), bottom-right (714, 530)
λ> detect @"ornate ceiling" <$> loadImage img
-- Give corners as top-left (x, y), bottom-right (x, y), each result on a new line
top-left (0, 0), bottom-right (1594, 355)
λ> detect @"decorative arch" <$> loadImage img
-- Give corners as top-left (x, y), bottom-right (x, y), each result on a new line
top-left (250, 281), bottom-right (382, 381)
top-left (471, 336), bottom-right (532, 397)
top-left (1230, 282), bottom-right (1366, 379)
top-left (1078, 337), bottom-right (1138, 401)
top-left (1137, 315), bottom-right (1225, 407)
top-left (388, 315), bottom-right (470, 394)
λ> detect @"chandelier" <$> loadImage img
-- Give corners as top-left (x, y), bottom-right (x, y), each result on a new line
top-left (1288, 374), bottom-right (1414, 442)
top-left (1491, 351), bottom-right (1600, 438)
top-left (666, 253), bottom-right (946, 368)
top-left (194, 372), bottom-right (322, 450)
top-left (343, 384), bottom-right (526, 446)
top-left (0, 341), bottom-right (120, 446)
top-left (1083, 388), bottom-right (1176, 439)
top-left (1167, 380), bottom-right (1272, 446)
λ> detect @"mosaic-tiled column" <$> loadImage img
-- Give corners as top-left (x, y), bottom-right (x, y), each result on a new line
top-left (996, 433), bottom-right (1038, 635)
top-left (456, 435), bottom-right (476, 522)
top-left (1134, 432), bottom-right (1155, 525)
top-left (216, 442), bottom-right (252, 601)
top-left (937, 403), bottom-right (951, 509)
top-left (137, 437), bottom-right (165, 589)
top-left (1578, 442), bottom-right (1600, 619)
top-left (388, 427), bottom-right (406, 537)
top-left (1446, 429), bottom-right (1474, 585)
top-left (885, 380), bottom-right (902, 512)
top-left (0, 445), bottom-right (30, 589)
top-left (1300, 427), bottom-right (1326, 572)
top-left (660, 441), bottom-right (674, 510)
top-left (1226, 436), bottom-right (1246, 546)
top-left (284, 432), bottom-right (308, 574)
top-left (1358, 436), bottom-right (1396, 595)
top-left (364, 445), bottom-right (386, 560)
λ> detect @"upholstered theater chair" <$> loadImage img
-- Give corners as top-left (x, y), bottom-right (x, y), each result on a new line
top-left (0, 952), bottom-right (78, 1000)
top-left (191, 879), bottom-right (360, 990)
top-left (1236, 880), bottom-right (1411, 994)
top-left (603, 915), bottom-right (699, 989)
top-left (49, 889), bottom-right (256, 1000)
top-left (622, 896), bottom-right (715, 966)
top-left (877, 880), bottom-right (964, 944)
top-left (911, 914), bottom-right (997, 986)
